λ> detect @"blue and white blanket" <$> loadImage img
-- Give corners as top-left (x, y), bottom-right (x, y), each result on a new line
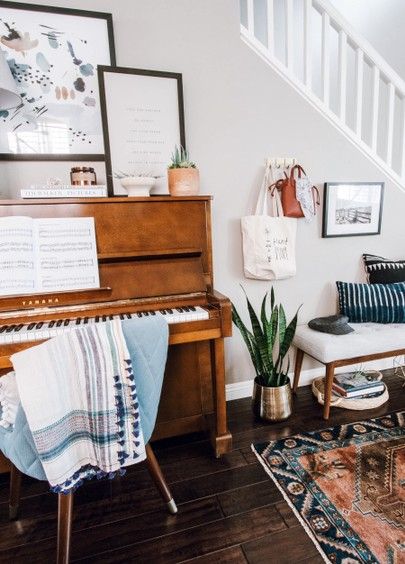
top-left (10, 319), bottom-right (145, 493)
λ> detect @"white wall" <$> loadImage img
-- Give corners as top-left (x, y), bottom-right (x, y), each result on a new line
top-left (2, 0), bottom-right (405, 385)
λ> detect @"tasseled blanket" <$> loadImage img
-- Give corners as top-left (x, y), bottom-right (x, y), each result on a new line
top-left (10, 319), bottom-right (145, 494)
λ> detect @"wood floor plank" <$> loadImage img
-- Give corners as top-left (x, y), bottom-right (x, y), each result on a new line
top-left (182, 546), bottom-right (247, 563)
top-left (77, 505), bottom-right (286, 563)
top-left (217, 481), bottom-right (282, 517)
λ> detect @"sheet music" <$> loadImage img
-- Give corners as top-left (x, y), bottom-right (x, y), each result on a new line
top-left (0, 216), bottom-right (35, 296)
top-left (0, 216), bottom-right (100, 296)
top-left (35, 217), bottom-right (100, 292)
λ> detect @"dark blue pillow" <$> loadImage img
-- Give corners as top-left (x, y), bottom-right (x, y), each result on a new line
top-left (336, 281), bottom-right (405, 323)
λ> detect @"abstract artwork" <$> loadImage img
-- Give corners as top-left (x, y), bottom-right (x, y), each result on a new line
top-left (0, 2), bottom-right (115, 160)
top-left (322, 182), bottom-right (384, 237)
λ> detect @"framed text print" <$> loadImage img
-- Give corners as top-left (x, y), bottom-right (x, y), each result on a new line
top-left (322, 182), bottom-right (384, 238)
top-left (98, 66), bottom-right (185, 196)
top-left (0, 1), bottom-right (115, 160)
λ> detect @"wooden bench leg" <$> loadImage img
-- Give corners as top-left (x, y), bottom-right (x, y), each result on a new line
top-left (293, 349), bottom-right (305, 393)
top-left (9, 464), bottom-right (22, 520)
top-left (323, 362), bottom-right (336, 420)
top-left (145, 443), bottom-right (177, 515)
top-left (57, 492), bottom-right (74, 564)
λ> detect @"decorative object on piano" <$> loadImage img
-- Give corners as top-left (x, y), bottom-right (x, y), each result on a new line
top-left (98, 66), bottom-right (186, 197)
top-left (232, 286), bottom-right (300, 421)
top-left (322, 182), bottom-right (384, 238)
top-left (270, 164), bottom-right (320, 222)
top-left (168, 145), bottom-right (200, 196)
top-left (113, 171), bottom-right (162, 197)
top-left (242, 161), bottom-right (297, 280)
top-left (0, 216), bottom-right (99, 296)
top-left (70, 166), bottom-right (97, 186)
top-left (0, 2), bottom-right (115, 161)
top-left (0, 49), bottom-right (22, 109)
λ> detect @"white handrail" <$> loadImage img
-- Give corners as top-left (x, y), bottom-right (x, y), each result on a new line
top-left (240, 0), bottom-right (405, 189)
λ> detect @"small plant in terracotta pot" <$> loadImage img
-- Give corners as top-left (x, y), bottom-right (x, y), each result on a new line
top-left (168, 146), bottom-right (200, 196)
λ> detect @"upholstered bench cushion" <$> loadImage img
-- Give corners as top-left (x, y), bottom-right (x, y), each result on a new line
top-left (293, 322), bottom-right (405, 363)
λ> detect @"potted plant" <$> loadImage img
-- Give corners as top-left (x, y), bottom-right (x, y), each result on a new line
top-left (113, 171), bottom-right (161, 197)
top-left (232, 287), bottom-right (300, 421)
top-left (168, 146), bottom-right (199, 196)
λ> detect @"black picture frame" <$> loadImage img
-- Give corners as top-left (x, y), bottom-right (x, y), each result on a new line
top-left (98, 66), bottom-right (186, 197)
top-left (322, 182), bottom-right (384, 238)
top-left (0, 0), bottom-right (116, 161)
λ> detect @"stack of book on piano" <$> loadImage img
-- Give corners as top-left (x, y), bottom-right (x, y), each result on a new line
top-left (21, 185), bottom-right (107, 198)
top-left (332, 370), bottom-right (385, 399)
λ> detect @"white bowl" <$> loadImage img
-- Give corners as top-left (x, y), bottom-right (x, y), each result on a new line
top-left (120, 176), bottom-right (156, 197)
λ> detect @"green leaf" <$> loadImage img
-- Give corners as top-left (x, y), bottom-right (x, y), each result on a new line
top-left (270, 286), bottom-right (275, 311)
top-left (279, 306), bottom-right (301, 360)
top-left (232, 305), bottom-right (258, 374)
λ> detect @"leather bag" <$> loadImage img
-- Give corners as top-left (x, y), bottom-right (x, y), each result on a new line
top-left (270, 164), bottom-right (319, 218)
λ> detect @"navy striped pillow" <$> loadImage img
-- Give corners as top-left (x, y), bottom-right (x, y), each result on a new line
top-left (336, 281), bottom-right (405, 323)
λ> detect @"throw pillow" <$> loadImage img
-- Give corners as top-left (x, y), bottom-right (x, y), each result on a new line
top-left (363, 253), bottom-right (405, 284)
top-left (336, 280), bottom-right (405, 323)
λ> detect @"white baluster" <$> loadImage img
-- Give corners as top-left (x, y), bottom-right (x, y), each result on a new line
top-left (303, 0), bottom-right (312, 88)
top-left (321, 12), bottom-right (330, 106)
top-left (371, 66), bottom-right (380, 152)
top-left (247, 0), bottom-right (254, 37)
top-left (387, 82), bottom-right (395, 167)
top-left (285, 0), bottom-right (294, 71)
top-left (338, 29), bottom-right (347, 121)
top-left (401, 97), bottom-right (405, 179)
top-left (266, 0), bottom-right (274, 56)
top-left (355, 48), bottom-right (363, 137)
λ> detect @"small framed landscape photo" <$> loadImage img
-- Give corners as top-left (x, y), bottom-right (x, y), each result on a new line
top-left (322, 182), bottom-right (384, 238)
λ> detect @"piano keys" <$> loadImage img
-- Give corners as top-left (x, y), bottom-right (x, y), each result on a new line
top-left (0, 196), bottom-right (232, 457)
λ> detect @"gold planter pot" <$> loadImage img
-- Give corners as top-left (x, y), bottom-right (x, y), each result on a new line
top-left (252, 377), bottom-right (292, 422)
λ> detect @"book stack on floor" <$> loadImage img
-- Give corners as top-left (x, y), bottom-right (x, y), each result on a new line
top-left (332, 370), bottom-right (385, 399)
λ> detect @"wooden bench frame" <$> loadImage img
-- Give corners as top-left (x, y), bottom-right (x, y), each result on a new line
top-left (292, 347), bottom-right (405, 419)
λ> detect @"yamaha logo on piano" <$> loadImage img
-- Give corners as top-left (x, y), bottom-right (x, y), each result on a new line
top-left (22, 297), bottom-right (59, 306)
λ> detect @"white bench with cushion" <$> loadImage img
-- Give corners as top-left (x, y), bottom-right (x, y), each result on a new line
top-left (292, 322), bottom-right (405, 419)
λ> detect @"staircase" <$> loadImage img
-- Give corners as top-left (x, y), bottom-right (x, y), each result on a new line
top-left (240, 0), bottom-right (405, 190)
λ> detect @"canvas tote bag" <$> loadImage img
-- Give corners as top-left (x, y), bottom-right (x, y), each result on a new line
top-left (241, 168), bottom-right (297, 280)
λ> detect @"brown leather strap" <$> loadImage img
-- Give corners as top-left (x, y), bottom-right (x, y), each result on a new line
top-left (290, 164), bottom-right (306, 180)
top-left (312, 185), bottom-right (320, 206)
top-left (269, 178), bottom-right (285, 196)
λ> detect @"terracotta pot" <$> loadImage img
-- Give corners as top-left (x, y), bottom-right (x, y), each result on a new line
top-left (168, 168), bottom-right (199, 196)
top-left (252, 377), bottom-right (292, 422)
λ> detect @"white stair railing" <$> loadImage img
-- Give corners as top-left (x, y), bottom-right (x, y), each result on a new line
top-left (240, 0), bottom-right (405, 190)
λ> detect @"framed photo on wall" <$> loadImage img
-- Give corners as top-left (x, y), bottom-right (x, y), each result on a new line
top-left (0, 1), bottom-right (115, 160)
top-left (322, 182), bottom-right (384, 238)
top-left (98, 66), bottom-right (185, 196)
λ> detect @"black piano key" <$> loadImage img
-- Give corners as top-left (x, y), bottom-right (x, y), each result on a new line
top-left (102, 315), bottom-right (107, 322)
top-left (176, 308), bottom-right (183, 313)
top-left (126, 313), bottom-right (131, 319)
top-left (15, 324), bottom-right (23, 331)
top-left (150, 311), bottom-right (156, 316)
top-left (56, 320), bottom-right (63, 327)
top-left (27, 323), bottom-right (36, 330)
top-left (6, 325), bottom-right (16, 333)
top-left (84, 317), bottom-right (89, 324)
top-left (119, 314), bottom-right (125, 320)
top-left (35, 322), bottom-right (44, 329)
top-left (137, 312), bottom-right (142, 318)
top-left (63, 319), bottom-right (70, 326)
top-left (167, 309), bottom-right (173, 314)
top-left (109, 315), bottom-right (114, 320)
top-left (160, 310), bottom-right (167, 315)
top-left (0, 326), bottom-right (8, 333)
top-left (76, 318), bottom-right (81, 325)
top-left (95, 316), bottom-right (100, 323)
top-left (49, 320), bottom-right (55, 328)
top-left (143, 312), bottom-right (149, 316)
top-left (190, 306), bottom-right (196, 311)
top-left (183, 306), bottom-right (190, 312)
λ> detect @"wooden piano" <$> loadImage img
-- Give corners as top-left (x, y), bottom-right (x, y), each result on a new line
top-left (0, 195), bottom-right (232, 457)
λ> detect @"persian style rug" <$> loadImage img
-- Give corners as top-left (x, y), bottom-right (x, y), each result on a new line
top-left (253, 411), bottom-right (405, 563)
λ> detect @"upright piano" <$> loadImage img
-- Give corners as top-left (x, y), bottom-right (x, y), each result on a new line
top-left (0, 196), bottom-right (232, 457)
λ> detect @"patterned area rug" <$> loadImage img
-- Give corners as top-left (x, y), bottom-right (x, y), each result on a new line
top-left (253, 411), bottom-right (405, 563)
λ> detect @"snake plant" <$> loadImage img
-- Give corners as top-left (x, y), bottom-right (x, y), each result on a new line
top-left (232, 287), bottom-right (300, 387)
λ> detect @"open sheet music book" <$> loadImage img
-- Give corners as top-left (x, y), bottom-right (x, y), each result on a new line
top-left (0, 216), bottom-right (100, 296)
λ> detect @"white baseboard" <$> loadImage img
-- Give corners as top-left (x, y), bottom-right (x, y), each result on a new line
top-left (225, 358), bottom-right (393, 401)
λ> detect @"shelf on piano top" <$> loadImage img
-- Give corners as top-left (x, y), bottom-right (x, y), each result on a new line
top-left (0, 287), bottom-right (112, 313)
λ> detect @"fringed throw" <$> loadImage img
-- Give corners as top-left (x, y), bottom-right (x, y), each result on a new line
top-left (11, 319), bottom-right (145, 494)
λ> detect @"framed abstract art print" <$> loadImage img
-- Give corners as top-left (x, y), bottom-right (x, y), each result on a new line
top-left (0, 1), bottom-right (115, 160)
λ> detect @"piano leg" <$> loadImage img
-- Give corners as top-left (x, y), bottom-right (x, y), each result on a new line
top-left (210, 338), bottom-right (232, 457)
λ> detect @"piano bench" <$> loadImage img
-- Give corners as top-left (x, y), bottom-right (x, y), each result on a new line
top-left (292, 322), bottom-right (405, 419)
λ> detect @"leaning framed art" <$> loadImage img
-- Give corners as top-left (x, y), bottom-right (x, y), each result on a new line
top-left (0, 1), bottom-right (115, 160)
top-left (98, 66), bottom-right (185, 196)
top-left (322, 182), bottom-right (384, 238)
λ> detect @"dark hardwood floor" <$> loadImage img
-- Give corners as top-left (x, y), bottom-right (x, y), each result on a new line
top-left (0, 371), bottom-right (403, 563)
